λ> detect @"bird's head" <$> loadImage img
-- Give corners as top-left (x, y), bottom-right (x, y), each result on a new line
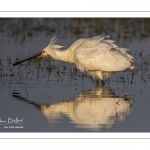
top-left (41, 45), bottom-right (51, 58)
top-left (40, 37), bottom-right (65, 58)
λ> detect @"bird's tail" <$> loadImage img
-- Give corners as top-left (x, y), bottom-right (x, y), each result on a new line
top-left (130, 65), bottom-right (134, 70)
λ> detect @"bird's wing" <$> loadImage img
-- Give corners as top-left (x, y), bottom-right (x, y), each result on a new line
top-left (74, 36), bottom-right (133, 72)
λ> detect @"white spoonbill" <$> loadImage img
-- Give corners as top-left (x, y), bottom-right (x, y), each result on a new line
top-left (13, 35), bottom-right (134, 82)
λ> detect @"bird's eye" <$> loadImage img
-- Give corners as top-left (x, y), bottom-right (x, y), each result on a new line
top-left (43, 51), bottom-right (45, 53)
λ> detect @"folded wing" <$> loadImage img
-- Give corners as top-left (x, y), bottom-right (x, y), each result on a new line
top-left (74, 36), bottom-right (133, 72)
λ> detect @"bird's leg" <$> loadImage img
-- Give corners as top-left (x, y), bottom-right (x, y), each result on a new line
top-left (96, 79), bottom-right (105, 86)
top-left (101, 80), bottom-right (105, 86)
top-left (96, 79), bottom-right (99, 86)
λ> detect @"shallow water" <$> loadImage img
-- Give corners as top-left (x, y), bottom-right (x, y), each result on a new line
top-left (0, 18), bottom-right (150, 132)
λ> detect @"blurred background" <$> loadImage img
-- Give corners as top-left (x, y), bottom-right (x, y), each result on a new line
top-left (1, 18), bottom-right (150, 41)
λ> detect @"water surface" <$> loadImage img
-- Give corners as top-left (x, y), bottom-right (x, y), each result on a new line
top-left (0, 18), bottom-right (150, 132)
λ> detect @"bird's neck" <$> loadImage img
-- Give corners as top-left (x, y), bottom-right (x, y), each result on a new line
top-left (51, 49), bottom-right (74, 63)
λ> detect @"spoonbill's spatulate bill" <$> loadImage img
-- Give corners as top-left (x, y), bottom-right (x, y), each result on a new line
top-left (13, 35), bottom-right (134, 81)
top-left (13, 52), bottom-right (42, 66)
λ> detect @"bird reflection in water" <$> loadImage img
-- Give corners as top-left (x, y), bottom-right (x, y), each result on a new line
top-left (12, 87), bottom-right (133, 131)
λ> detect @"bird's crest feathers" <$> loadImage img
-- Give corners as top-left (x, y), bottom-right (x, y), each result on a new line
top-left (49, 36), bottom-right (65, 50)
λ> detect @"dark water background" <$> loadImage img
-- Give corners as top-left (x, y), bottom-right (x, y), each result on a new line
top-left (0, 18), bottom-right (150, 132)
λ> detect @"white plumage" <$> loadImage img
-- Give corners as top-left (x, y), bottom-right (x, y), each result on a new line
top-left (41, 35), bottom-right (134, 81)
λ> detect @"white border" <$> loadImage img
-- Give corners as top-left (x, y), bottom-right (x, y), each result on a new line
top-left (0, 12), bottom-right (150, 18)
top-left (0, 133), bottom-right (150, 139)
top-left (0, 0), bottom-right (150, 12)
